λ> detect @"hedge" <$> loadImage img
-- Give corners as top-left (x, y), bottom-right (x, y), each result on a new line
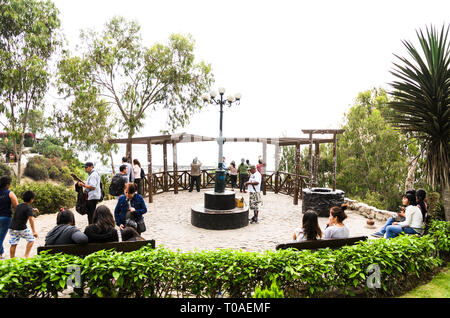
top-left (11, 181), bottom-right (77, 215)
top-left (0, 220), bottom-right (448, 298)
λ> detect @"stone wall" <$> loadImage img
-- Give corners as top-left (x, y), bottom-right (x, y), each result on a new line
top-left (344, 198), bottom-right (397, 221)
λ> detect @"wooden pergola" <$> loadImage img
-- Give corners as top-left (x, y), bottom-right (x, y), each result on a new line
top-left (108, 130), bottom-right (344, 205)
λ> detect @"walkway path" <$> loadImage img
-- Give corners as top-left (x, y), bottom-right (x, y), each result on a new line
top-left (2, 190), bottom-right (384, 258)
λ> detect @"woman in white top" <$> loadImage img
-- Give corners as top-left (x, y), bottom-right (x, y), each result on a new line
top-left (323, 204), bottom-right (350, 239)
top-left (227, 161), bottom-right (238, 191)
top-left (385, 191), bottom-right (424, 239)
top-left (133, 159), bottom-right (143, 195)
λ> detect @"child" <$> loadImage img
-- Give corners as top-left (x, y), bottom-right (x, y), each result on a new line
top-left (9, 191), bottom-right (38, 258)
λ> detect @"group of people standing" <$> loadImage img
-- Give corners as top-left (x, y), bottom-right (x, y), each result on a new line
top-left (46, 158), bottom-right (148, 249)
top-left (189, 156), bottom-right (264, 224)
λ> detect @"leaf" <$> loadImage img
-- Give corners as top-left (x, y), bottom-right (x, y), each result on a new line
top-left (112, 271), bottom-right (120, 280)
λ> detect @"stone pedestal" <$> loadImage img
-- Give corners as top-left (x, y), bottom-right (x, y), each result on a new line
top-left (302, 187), bottom-right (345, 217)
top-left (191, 190), bottom-right (249, 230)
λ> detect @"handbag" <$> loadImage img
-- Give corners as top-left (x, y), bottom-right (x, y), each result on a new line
top-left (125, 209), bottom-right (146, 233)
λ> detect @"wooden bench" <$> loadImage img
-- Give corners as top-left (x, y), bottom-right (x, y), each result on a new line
top-left (37, 240), bottom-right (156, 258)
top-left (275, 236), bottom-right (368, 251)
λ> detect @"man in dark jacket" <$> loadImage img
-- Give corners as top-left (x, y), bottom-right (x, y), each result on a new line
top-left (45, 209), bottom-right (88, 245)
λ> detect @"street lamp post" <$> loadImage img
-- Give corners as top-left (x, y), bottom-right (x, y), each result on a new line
top-left (202, 88), bottom-right (241, 193)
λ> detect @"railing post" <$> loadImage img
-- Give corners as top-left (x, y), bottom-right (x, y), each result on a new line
top-left (173, 142), bottom-right (178, 194)
top-left (163, 142), bottom-right (168, 192)
top-left (294, 142), bottom-right (300, 205)
top-left (147, 140), bottom-right (153, 203)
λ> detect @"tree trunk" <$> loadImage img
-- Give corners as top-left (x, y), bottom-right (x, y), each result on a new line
top-left (126, 132), bottom-right (133, 160)
top-left (404, 157), bottom-right (418, 192)
top-left (109, 149), bottom-right (115, 175)
top-left (443, 183), bottom-right (450, 222)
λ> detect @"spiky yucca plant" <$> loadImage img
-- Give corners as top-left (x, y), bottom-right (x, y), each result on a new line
top-left (388, 24), bottom-right (450, 220)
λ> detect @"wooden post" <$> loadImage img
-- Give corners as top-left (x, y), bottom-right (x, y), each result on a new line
top-left (147, 141), bottom-right (153, 203)
top-left (262, 141), bottom-right (267, 195)
top-left (294, 142), bottom-right (300, 205)
top-left (274, 143), bottom-right (280, 194)
top-left (163, 142), bottom-right (168, 192)
top-left (173, 142), bottom-right (178, 194)
top-left (309, 132), bottom-right (313, 189)
top-left (314, 141), bottom-right (320, 187)
top-left (333, 133), bottom-right (337, 191)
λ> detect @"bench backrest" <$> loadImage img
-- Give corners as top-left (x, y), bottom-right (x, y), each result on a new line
top-left (37, 240), bottom-right (155, 257)
top-left (275, 236), bottom-right (367, 251)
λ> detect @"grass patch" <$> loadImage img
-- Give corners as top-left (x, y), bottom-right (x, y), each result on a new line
top-left (399, 263), bottom-right (450, 298)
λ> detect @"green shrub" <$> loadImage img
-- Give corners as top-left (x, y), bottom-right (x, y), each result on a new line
top-left (11, 181), bottom-right (76, 215)
top-left (24, 162), bottom-right (49, 180)
top-left (0, 221), bottom-right (448, 298)
top-left (48, 166), bottom-right (62, 180)
top-left (0, 163), bottom-right (12, 177)
top-left (32, 139), bottom-right (63, 158)
top-left (253, 278), bottom-right (284, 298)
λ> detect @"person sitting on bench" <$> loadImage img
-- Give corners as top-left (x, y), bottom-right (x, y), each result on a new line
top-left (45, 209), bottom-right (88, 246)
top-left (293, 210), bottom-right (322, 241)
top-left (84, 205), bottom-right (118, 243)
top-left (324, 204), bottom-right (350, 239)
top-left (121, 226), bottom-right (145, 242)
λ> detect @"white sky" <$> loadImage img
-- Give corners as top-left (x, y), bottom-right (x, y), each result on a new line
top-left (51, 0), bottom-right (450, 171)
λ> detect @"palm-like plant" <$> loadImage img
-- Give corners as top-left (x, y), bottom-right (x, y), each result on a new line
top-left (388, 24), bottom-right (450, 220)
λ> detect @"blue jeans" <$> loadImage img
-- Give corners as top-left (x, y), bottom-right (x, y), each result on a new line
top-left (0, 216), bottom-right (12, 255)
top-left (385, 225), bottom-right (418, 239)
top-left (379, 217), bottom-right (395, 234)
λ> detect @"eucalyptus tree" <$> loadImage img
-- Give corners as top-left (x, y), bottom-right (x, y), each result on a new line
top-left (0, 0), bottom-right (61, 181)
top-left (57, 16), bottom-right (214, 160)
top-left (388, 25), bottom-right (450, 220)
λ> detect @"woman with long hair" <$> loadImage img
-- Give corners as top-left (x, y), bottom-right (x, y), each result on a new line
top-left (385, 191), bottom-right (424, 239)
top-left (0, 176), bottom-right (18, 259)
top-left (293, 210), bottom-right (322, 241)
top-left (84, 205), bottom-right (118, 243)
top-left (416, 189), bottom-right (427, 222)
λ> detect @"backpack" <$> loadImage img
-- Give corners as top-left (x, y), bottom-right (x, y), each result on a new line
top-left (109, 174), bottom-right (126, 196)
top-left (75, 183), bottom-right (88, 215)
top-left (140, 167), bottom-right (145, 179)
top-left (99, 180), bottom-right (105, 202)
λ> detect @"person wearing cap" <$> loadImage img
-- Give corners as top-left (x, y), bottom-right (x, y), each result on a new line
top-left (245, 165), bottom-right (262, 224)
top-left (78, 162), bottom-right (101, 224)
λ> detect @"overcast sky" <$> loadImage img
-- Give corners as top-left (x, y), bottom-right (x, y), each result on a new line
top-left (51, 0), bottom-right (450, 170)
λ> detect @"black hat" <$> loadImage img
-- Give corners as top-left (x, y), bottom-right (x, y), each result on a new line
top-left (84, 162), bottom-right (94, 168)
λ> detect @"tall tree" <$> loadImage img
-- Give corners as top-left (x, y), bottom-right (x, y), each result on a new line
top-left (338, 89), bottom-right (411, 210)
top-left (0, 0), bottom-right (61, 181)
top-left (57, 16), bottom-right (214, 159)
top-left (388, 24), bottom-right (450, 220)
top-left (54, 54), bottom-right (119, 172)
